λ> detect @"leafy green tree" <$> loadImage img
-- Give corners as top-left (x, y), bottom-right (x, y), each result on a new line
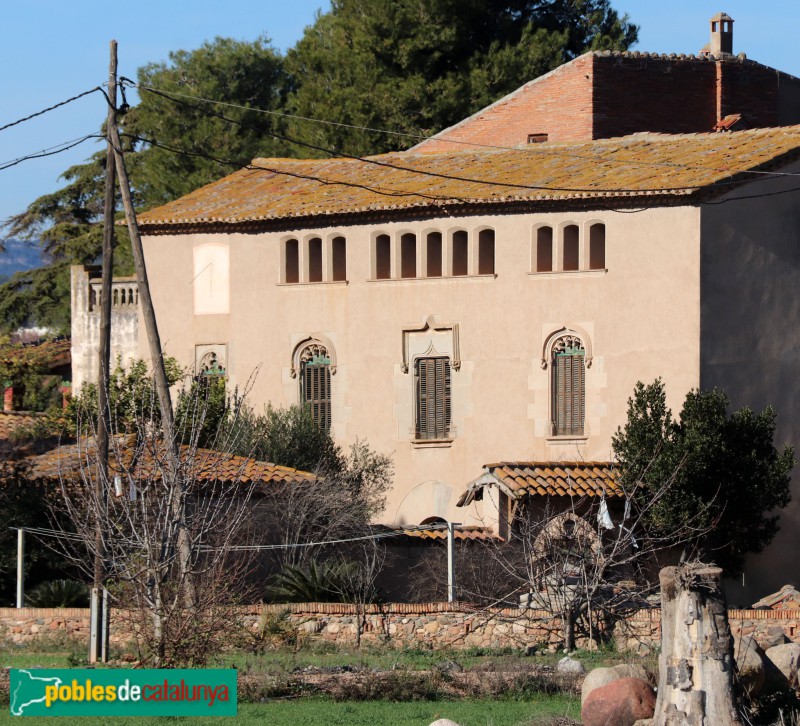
top-left (125, 36), bottom-right (290, 208)
top-left (612, 380), bottom-right (794, 574)
top-left (0, 37), bottom-right (287, 332)
top-left (285, 0), bottom-right (638, 155)
top-left (227, 403), bottom-right (344, 474)
top-left (0, 152), bottom-right (134, 333)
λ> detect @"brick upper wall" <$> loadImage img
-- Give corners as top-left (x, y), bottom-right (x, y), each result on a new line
top-left (413, 55), bottom-right (595, 152)
top-left (413, 51), bottom-right (800, 153)
top-left (592, 55), bottom-right (717, 137)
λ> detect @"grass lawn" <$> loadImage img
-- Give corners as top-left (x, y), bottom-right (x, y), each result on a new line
top-left (0, 697), bottom-right (579, 725)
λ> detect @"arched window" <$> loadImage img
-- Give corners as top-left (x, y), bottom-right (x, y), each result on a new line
top-left (375, 234), bottom-right (391, 279)
top-left (563, 225), bottom-right (580, 271)
top-left (478, 228), bottom-right (495, 275)
top-left (535, 226), bottom-right (553, 272)
top-left (308, 237), bottom-right (323, 282)
top-left (332, 236), bottom-right (347, 281)
top-left (401, 233), bottom-right (417, 278)
top-left (298, 342), bottom-right (332, 431)
top-left (426, 232), bottom-right (443, 277)
top-left (284, 239), bottom-right (299, 284)
top-left (589, 223), bottom-right (606, 270)
top-left (452, 230), bottom-right (468, 276)
top-left (551, 334), bottom-right (585, 436)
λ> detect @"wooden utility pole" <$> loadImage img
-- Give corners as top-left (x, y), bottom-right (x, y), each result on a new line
top-left (106, 64), bottom-right (197, 609)
top-left (90, 39), bottom-right (117, 665)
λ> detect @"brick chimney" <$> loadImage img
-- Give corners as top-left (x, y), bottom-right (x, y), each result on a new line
top-left (710, 12), bottom-right (734, 55)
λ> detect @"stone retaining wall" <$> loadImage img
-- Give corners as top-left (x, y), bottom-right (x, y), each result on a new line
top-left (1, 604), bottom-right (798, 653)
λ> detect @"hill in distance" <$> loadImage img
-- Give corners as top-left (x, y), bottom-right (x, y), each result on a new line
top-left (0, 239), bottom-right (44, 283)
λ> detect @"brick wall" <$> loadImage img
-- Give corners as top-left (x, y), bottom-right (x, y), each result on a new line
top-left (414, 55), bottom-right (595, 152)
top-left (591, 54), bottom-right (718, 137)
top-left (2, 604), bottom-right (799, 653)
top-left (414, 52), bottom-right (800, 153)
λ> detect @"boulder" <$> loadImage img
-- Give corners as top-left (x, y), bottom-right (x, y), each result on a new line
top-left (756, 625), bottom-right (788, 651)
top-left (581, 667), bottom-right (621, 705)
top-left (581, 677), bottom-right (656, 726)
top-left (734, 635), bottom-right (766, 696)
top-left (557, 655), bottom-right (586, 676)
top-left (429, 721), bottom-right (461, 726)
top-left (613, 663), bottom-right (653, 684)
top-left (765, 643), bottom-right (800, 688)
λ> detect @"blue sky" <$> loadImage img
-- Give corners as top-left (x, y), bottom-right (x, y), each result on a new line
top-left (1, 1), bottom-right (799, 225)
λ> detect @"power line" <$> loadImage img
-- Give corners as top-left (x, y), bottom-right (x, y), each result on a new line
top-left (131, 80), bottom-right (800, 183)
top-left (128, 89), bottom-right (749, 197)
top-left (12, 522), bottom-right (454, 551)
top-left (123, 131), bottom-right (800, 216)
top-left (121, 133), bottom-right (470, 205)
top-left (0, 133), bottom-right (102, 173)
top-left (0, 87), bottom-right (103, 133)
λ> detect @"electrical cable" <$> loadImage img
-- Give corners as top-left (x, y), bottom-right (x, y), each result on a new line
top-left (0, 133), bottom-right (102, 173)
top-left (0, 88), bottom-right (103, 133)
top-left (131, 80), bottom-right (800, 183)
top-left (11, 522), bottom-right (456, 551)
top-left (132, 84), bottom-right (793, 199)
top-left (121, 133), bottom-right (470, 204)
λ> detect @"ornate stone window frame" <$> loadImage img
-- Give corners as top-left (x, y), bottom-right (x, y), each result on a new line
top-left (290, 333), bottom-right (338, 379)
top-left (401, 315), bottom-right (461, 374)
top-left (540, 325), bottom-right (593, 370)
top-left (195, 344), bottom-right (228, 378)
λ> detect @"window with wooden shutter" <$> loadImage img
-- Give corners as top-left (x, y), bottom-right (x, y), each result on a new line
top-left (551, 337), bottom-right (585, 436)
top-left (299, 346), bottom-right (332, 431)
top-left (415, 356), bottom-right (451, 439)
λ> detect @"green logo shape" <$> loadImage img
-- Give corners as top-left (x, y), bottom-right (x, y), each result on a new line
top-left (10, 668), bottom-right (237, 717)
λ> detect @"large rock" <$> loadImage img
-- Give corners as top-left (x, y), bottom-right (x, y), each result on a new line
top-left (581, 677), bottom-right (656, 726)
top-left (581, 663), bottom-right (655, 705)
top-left (557, 655), bottom-right (586, 675)
top-left (613, 663), bottom-right (653, 683)
top-left (755, 625), bottom-right (788, 651)
top-left (765, 643), bottom-right (800, 688)
top-left (734, 635), bottom-right (766, 696)
top-left (429, 720), bottom-right (461, 726)
top-left (581, 667), bottom-right (620, 705)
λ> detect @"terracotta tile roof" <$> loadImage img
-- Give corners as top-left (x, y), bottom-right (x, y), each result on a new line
top-left (15, 436), bottom-right (315, 489)
top-left (0, 411), bottom-right (46, 441)
top-left (752, 585), bottom-right (800, 610)
top-left (136, 126), bottom-right (800, 231)
top-left (0, 338), bottom-right (71, 370)
top-left (386, 525), bottom-right (502, 543)
top-left (457, 461), bottom-right (620, 507)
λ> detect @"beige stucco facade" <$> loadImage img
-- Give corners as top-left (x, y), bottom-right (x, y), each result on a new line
top-left (140, 204), bottom-right (703, 531)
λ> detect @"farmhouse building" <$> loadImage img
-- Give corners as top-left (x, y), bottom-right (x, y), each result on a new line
top-left (70, 15), bottom-right (800, 600)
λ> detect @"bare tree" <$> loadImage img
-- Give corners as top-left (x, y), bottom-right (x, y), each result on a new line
top-left (51, 376), bottom-right (263, 665)
top-left (456, 462), bottom-right (711, 651)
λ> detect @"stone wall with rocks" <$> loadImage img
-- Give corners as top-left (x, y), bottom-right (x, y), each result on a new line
top-left (1, 604), bottom-right (798, 653)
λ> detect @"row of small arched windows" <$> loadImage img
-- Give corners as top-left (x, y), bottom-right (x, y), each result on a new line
top-left (373, 228), bottom-right (496, 280)
top-left (279, 223), bottom-right (606, 284)
top-left (533, 223), bottom-right (606, 273)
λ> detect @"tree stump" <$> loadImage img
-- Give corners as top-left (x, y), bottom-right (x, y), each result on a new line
top-left (652, 564), bottom-right (742, 726)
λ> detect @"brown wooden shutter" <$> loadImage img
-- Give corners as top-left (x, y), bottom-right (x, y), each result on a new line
top-left (416, 357), bottom-right (451, 439)
top-left (302, 363), bottom-right (331, 431)
top-left (553, 350), bottom-right (585, 436)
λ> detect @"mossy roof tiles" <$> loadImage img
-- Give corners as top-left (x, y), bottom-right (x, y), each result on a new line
top-left (18, 436), bottom-right (315, 488)
top-left (136, 126), bottom-right (800, 231)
